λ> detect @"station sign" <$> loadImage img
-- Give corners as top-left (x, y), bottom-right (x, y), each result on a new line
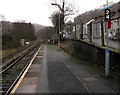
top-left (100, 1), bottom-right (113, 11)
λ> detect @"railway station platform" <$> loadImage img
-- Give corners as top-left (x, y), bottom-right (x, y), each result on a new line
top-left (12, 45), bottom-right (119, 94)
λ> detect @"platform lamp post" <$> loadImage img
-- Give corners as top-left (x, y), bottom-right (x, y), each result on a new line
top-left (51, 3), bottom-right (61, 50)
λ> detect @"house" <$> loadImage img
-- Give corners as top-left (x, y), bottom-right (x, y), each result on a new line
top-left (64, 22), bottom-right (75, 39)
top-left (74, 16), bottom-right (95, 39)
top-left (111, 13), bottom-right (120, 40)
top-left (93, 17), bottom-right (104, 39)
top-left (75, 24), bottom-right (81, 39)
top-left (74, 1), bottom-right (120, 41)
top-left (74, 9), bottom-right (102, 40)
top-left (85, 19), bottom-right (94, 39)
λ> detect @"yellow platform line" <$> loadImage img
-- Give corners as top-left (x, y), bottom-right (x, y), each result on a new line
top-left (10, 45), bottom-right (42, 94)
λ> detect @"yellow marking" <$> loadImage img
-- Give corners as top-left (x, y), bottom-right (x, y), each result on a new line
top-left (10, 45), bottom-right (42, 94)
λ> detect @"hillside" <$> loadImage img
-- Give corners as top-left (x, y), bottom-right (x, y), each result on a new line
top-left (34, 24), bottom-right (45, 31)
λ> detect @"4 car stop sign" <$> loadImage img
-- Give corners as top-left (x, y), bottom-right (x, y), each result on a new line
top-left (105, 9), bottom-right (111, 21)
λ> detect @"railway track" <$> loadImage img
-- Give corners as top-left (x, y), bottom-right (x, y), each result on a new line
top-left (0, 43), bottom-right (41, 95)
top-left (2, 42), bottom-right (38, 69)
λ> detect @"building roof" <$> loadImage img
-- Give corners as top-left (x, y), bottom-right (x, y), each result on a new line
top-left (74, 1), bottom-right (120, 25)
top-left (93, 16), bottom-right (104, 24)
top-left (111, 13), bottom-right (120, 20)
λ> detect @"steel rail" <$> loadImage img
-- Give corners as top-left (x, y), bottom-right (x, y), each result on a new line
top-left (5, 60), bottom-right (30, 95)
top-left (0, 43), bottom-right (37, 74)
top-left (2, 44), bottom-right (41, 94)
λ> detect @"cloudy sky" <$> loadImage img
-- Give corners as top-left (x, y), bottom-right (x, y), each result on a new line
top-left (0, 0), bottom-right (119, 26)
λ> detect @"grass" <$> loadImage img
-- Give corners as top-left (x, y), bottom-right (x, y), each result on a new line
top-left (2, 49), bottom-right (17, 58)
top-left (46, 45), bottom-right (58, 50)
top-left (2, 42), bottom-right (35, 59)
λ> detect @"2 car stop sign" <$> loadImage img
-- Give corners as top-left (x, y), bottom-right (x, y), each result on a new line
top-left (105, 9), bottom-right (111, 21)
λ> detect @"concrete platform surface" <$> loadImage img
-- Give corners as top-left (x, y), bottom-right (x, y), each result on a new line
top-left (14, 45), bottom-right (118, 94)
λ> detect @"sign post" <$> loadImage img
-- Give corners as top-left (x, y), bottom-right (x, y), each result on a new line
top-left (105, 8), bottom-right (111, 77)
top-left (101, 0), bottom-right (113, 77)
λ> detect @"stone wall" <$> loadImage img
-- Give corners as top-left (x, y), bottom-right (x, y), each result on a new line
top-left (62, 39), bottom-right (120, 73)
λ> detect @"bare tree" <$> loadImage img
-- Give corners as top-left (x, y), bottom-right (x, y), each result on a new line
top-left (51, 12), bottom-right (63, 33)
top-left (0, 14), bottom-right (6, 21)
top-left (0, 15), bottom-right (14, 35)
top-left (2, 21), bottom-right (14, 35)
top-left (51, 0), bottom-right (78, 33)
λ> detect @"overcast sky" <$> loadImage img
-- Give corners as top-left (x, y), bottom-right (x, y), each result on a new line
top-left (0, 0), bottom-right (119, 26)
